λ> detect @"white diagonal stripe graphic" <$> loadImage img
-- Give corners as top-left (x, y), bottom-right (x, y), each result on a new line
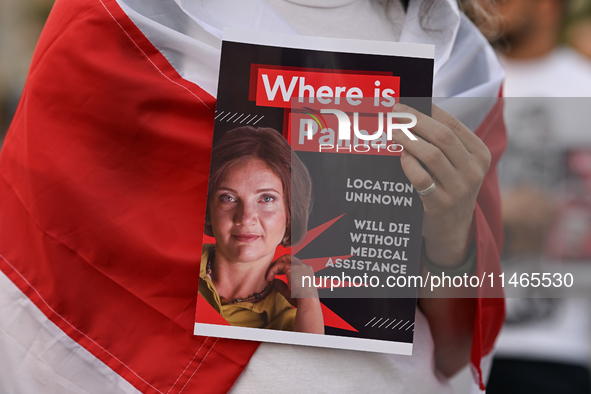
top-left (385, 319), bottom-right (396, 329)
top-left (218, 112), bottom-right (231, 122)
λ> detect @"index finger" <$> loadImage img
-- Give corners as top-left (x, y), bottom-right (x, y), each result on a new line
top-left (266, 258), bottom-right (292, 281)
top-left (393, 103), bottom-right (489, 172)
top-left (392, 102), bottom-right (469, 169)
top-left (431, 104), bottom-right (489, 156)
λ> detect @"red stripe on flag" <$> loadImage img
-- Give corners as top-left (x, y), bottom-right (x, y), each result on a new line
top-left (470, 95), bottom-right (507, 390)
top-left (0, 0), bottom-right (259, 392)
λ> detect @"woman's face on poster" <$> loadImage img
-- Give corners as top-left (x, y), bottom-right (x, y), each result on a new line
top-left (210, 157), bottom-right (287, 264)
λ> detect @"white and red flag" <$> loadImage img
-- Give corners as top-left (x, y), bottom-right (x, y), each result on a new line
top-left (0, 0), bottom-right (505, 392)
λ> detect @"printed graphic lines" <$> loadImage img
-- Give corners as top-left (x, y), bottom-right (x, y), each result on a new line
top-left (371, 318), bottom-right (382, 327)
top-left (364, 317), bottom-right (414, 331)
top-left (215, 111), bottom-right (264, 125)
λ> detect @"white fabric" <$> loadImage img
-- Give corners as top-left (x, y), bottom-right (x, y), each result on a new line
top-left (230, 308), bottom-right (451, 394)
top-left (266, 0), bottom-right (405, 42)
top-left (0, 268), bottom-right (140, 394)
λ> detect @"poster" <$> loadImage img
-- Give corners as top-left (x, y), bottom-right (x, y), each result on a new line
top-left (194, 29), bottom-right (434, 354)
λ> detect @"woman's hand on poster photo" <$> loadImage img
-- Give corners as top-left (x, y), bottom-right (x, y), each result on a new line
top-left (267, 255), bottom-right (325, 334)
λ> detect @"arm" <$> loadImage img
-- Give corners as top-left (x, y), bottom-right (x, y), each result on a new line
top-left (267, 255), bottom-right (325, 334)
top-left (393, 101), bottom-right (505, 378)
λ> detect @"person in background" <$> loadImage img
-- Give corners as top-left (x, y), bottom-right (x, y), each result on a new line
top-left (489, 0), bottom-right (591, 96)
top-left (482, 0), bottom-right (591, 392)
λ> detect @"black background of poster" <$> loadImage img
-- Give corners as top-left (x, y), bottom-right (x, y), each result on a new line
top-left (211, 38), bottom-right (433, 345)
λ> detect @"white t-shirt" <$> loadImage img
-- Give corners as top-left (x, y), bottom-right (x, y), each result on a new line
top-left (501, 47), bottom-right (591, 97)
